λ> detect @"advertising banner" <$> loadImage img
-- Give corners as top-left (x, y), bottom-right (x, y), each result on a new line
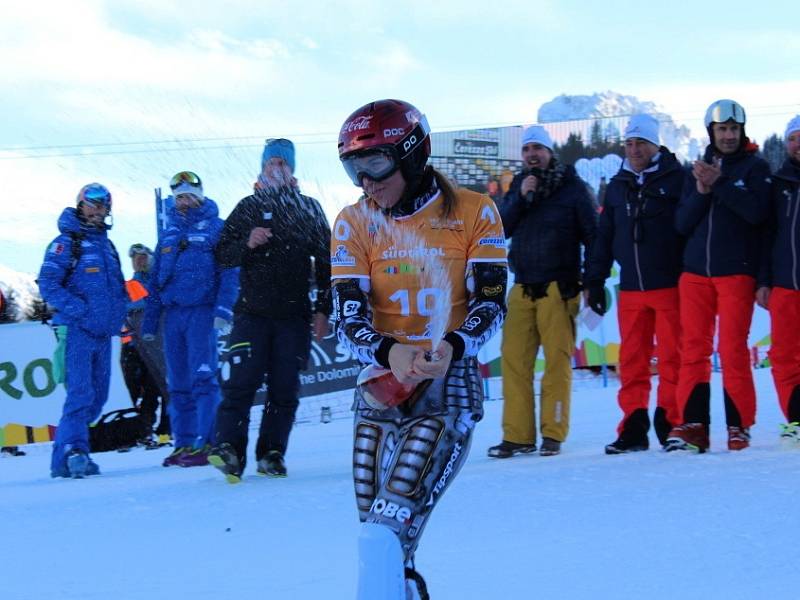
top-left (0, 319), bottom-right (362, 446)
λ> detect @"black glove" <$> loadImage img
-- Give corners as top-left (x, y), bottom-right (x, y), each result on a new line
top-left (586, 282), bottom-right (607, 316)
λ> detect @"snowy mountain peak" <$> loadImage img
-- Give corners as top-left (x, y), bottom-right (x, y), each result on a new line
top-left (537, 90), bottom-right (701, 161)
top-left (538, 90), bottom-right (661, 122)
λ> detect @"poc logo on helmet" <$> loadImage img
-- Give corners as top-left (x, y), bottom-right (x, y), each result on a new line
top-left (370, 498), bottom-right (412, 523)
top-left (402, 134), bottom-right (418, 153)
top-left (383, 128), bottom-right (404, 138)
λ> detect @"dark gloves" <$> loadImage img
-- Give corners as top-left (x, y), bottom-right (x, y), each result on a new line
top-left (586, 282), bottom-right (607, 316)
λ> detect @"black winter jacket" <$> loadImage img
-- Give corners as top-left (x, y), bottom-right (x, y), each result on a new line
top-left (500, 165), bottom-right (597, 285)
top-left (759, 158), bottom-right (800, 290)
top-left (675, 144), bottom-right (771, 278)
top-left (215, 186), bottom-right (331, 320)
top-left (585, 149), bottom-right (688, 291)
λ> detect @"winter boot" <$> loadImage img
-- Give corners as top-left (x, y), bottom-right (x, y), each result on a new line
top-left (727, 426), bottom-right (750, 451)
top-left (176, 445), bottom-right (210, 467)
top-left (257, 450), bottom-right (287, 477)
top-left (208, 443), bottom-right (243, 484)
top-left (66, 449), bottom-right (89, 478)
top-left (539, 437), bottom-right (561, 456)
top-left (487, 440), bottom-right (536, 459)
top-left (780, 422), bottom-right (800, 449)
top-left (653, 407), bottom-right (673, 448)
top-left (86, 456), bottom-right (101, 476)
top-left (162, 447), bottom-right (191, 467)
top-left (607, 409), bottom-right (650, 454)
top-left (665, 423), bottom-right (710, 453)
top-left (356, 523), bottom-right (405, 600)
top-left (605, 435), bottom-right (649, 454)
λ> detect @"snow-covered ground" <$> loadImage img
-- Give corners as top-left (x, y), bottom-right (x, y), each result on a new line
top-left (2, 368), bottom-right (797, 600)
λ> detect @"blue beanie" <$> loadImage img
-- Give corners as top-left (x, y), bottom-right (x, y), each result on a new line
top-left (261, 138), bottom-right (296, 173)
top-left (624, 114), bottom-right (660, 147)
top-left (785, 115), bottom-right (800, 140)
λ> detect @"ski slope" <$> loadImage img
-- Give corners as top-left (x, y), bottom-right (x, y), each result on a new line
top-left (2, 368), bottom-right (797, 600)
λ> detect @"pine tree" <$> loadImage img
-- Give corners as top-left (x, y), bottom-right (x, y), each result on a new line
top-left (588, 121), bottom-right (605, 158)
top-left (554, 132), bottom-right (586, 165)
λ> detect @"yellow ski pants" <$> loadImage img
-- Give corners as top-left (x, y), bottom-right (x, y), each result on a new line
top-left (500, 282), bottom-right (579, 444)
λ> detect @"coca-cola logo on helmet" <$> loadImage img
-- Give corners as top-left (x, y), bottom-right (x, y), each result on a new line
top-left (342, 115), bottom-right (373, 133)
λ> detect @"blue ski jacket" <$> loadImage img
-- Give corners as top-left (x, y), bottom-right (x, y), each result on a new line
top-left (585, 149), bottom-right (688, 291)
top-left (675, 143), bottom-right (771, 278)
top-left (142, 197), bottom-right (239, 335)
top-left (759, 158), bottom-right (800, 290)
top-left (38, 207), bottom-right (127, 337)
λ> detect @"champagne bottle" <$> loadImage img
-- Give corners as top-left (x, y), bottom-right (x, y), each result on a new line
top-left (356, 365), bottom-right (417, 410)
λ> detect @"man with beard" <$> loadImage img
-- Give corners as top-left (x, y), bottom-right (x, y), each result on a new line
top-left (667, 100), bottom-right (771, 453)
top-left (488, 125), bottom-right (597, 459)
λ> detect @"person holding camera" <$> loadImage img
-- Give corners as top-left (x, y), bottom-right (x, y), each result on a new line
top-left (142, 172), bottom-right (239, 468)
top-left (584, 114), bottom-right (688, 453)
top-left (208, 139), bottom-right (331, 481)
top-left (488, 126), bottom-right (597, 459)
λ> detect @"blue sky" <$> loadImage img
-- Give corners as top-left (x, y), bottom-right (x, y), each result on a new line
top-left (2, 0), bottom-right (798, 276)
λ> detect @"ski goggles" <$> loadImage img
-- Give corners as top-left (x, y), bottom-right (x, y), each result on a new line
top-left (169, 171), bottom-right (202, 190)
top-left (706, 101), bottom-right (746, 126)
top-left (77, 183), bottom-right (112, 207)
top-left (128, 243), bottom-right (152, 258)
top-left (341, 148), bottom-right (400, 187)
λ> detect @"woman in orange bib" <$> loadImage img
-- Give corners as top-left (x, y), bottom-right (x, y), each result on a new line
top-left (331, 99), bottom-right (508, 600)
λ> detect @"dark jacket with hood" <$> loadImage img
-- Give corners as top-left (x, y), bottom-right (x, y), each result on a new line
top-left (759, 158), bottom-right (800, 290)
top-left (675, 142), bottom-right (771, 278)
top-left (585, 148), bottom-right (688, 291)
top-left (216, 185), bottom-right (331, 320)
top-left (499, 162), bottom-right (597, 287)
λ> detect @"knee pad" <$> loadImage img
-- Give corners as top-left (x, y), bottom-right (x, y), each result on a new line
top-left (353, 422), bottom-right (382, 513)
top-left (388, 418), bottom-right (443, 497)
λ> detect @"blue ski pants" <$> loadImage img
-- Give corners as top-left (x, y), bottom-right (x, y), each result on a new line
top-left (162, 305), bottom-right (220, 448)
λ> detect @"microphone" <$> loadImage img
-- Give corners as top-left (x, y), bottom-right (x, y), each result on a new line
top-left (522, 167), bottom-right (538, 206)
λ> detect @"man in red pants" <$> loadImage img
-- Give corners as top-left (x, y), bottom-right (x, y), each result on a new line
top-left (667, 100), bottom-right (771, 453)
top-left (584, 114), bottom-right (688, 452)
top-left (757, 115), bottom-right (800, 447)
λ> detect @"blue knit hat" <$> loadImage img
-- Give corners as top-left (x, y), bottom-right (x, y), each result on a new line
top-left (624, 114), bottom-right (660, 146)
top-left (261, 138), bottom-right (296, 173)
top-left (785, 115), bottom-right (800, 140)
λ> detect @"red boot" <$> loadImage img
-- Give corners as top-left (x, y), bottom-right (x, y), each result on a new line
top-left (727, 426), bottom-right (750, 451)
top-left (665, 423), bottom-right (710, 453)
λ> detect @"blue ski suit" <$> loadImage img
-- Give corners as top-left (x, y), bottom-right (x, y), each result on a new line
top-left (143, 198), bottom-right (239, 449)
top-left (38, 207), bottom-right (127, 475)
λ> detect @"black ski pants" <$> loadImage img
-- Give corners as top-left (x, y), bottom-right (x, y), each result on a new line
top-left (215, 312), bottom-right (310, 467)
top-left (120, 343), bottom-right (170, 435)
